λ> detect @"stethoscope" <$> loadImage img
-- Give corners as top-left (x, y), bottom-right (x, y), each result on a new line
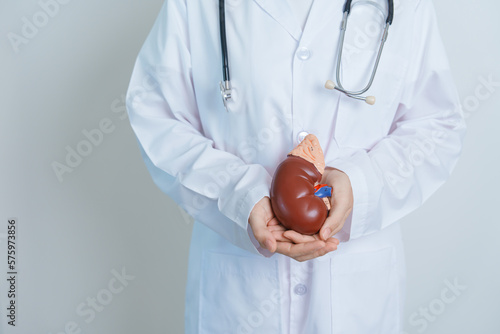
top-left (219, 0), bottom-right (394, 110)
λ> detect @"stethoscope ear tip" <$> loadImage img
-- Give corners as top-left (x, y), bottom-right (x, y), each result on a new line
top-left (325, 80), bottom-right (336, 90)
top-left (365, 96), bottom-right (376, 105)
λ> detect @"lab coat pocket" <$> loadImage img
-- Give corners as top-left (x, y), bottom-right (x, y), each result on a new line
top-left (330, 246), bottom-right (400, 334)
top-left (199, 251), bottom-right (282, 334)
top-left (334, 50), bottom-right (406, 150)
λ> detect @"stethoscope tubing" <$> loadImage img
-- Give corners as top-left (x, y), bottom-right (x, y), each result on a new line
top-left (219, 0), bottom-right (230, 83)
top-left (218, 0), bottom-right (394, 107)
top-left (344, 0), bottom-right (393, 24)
top-left (334, 17), bottom-right (390, 97)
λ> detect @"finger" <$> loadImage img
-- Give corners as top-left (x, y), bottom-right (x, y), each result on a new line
top-left (283, 230), bottom-right (318, 244)
top-left (275, 240), bottom-right (326, 258)
top-left (271, 230), bottom-right (292, 242)
top-left (294, 242), bottom-right (338, 262)
top-left (327, 237), bottom-right (340, 245)
top-left (267, 217), bottom-right (281, 226)
top-left (267, 224), bottom-right (286, 233)
top-left (268, 224), bottom-right (287, 242)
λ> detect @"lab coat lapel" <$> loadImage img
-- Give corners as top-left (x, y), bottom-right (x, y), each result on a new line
top-left (252, 0), bottom-right (302, 41)
top-left (300, 0), bottom-right (342, 44)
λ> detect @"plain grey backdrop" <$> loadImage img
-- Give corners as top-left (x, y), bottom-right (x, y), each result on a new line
top-left (0, 0), bottom-right (498, 333)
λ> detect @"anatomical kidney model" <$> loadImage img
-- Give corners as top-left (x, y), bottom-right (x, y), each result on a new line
top-left (270, 134), bottom-right (332, 235)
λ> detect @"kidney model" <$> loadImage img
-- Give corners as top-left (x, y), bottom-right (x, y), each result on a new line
top-left (270, 134), bottom-right (332, 235)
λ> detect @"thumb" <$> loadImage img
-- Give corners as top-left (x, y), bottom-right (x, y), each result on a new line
top-left (319, 215), bottom-right (340, 241)
top-left (319, 202), bottom-right (350, 241)
top-left (320, 182), bottom-right (353, 240)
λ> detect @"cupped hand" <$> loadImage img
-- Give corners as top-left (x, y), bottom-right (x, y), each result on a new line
top-left (249, 196), bottom-right (339, 262)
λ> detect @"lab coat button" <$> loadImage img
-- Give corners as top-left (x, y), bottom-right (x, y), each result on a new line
top-left (296, 47), bottom-right (311, 60)
top-left (297, 131), bottom-right (309, 144)
top-left (294, 284), bottom-right (307, 295)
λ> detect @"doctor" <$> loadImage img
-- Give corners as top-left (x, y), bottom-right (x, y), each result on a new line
top-left (126, 0), bottom-right (465, 333)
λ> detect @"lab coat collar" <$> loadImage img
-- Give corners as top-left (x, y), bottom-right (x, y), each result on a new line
top-left (253, 0), bottom-right (341, 43)
top-left (300, 0), bottom-right (341, 44)
top-left (252, 0), bottom-right (302, 40)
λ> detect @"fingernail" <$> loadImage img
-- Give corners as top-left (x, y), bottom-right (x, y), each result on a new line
top-left (323, 228), bottom-right (331, 240)
top-left (265, 239), bottom-right (273, 251)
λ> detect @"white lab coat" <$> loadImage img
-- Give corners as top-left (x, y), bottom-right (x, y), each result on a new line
top-left (126, 0), bottom-right (466, 333)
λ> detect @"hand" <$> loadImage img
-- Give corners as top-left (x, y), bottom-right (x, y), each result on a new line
top-left (318, 167), bottom-right (354, 241)
top-left (249, 197), bottom-right (339, 262)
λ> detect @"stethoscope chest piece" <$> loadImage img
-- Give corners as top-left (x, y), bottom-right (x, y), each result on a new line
top-left (220, 80), bottom-right (232, 112)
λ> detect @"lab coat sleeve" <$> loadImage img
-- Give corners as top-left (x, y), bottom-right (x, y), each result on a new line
top-left (126, 0), bottom-right (271, 255)
top-left (326, 0), bottom-right (466, 241)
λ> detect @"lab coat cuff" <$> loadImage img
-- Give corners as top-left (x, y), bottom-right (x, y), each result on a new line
top-left (327, 152), bottom-right (383, 241)
top-left (233, 179), bottom-right (272, 230)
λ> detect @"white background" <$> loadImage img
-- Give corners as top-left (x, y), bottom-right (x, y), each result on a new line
top-left (0, 0), bottom-right (498, 333)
